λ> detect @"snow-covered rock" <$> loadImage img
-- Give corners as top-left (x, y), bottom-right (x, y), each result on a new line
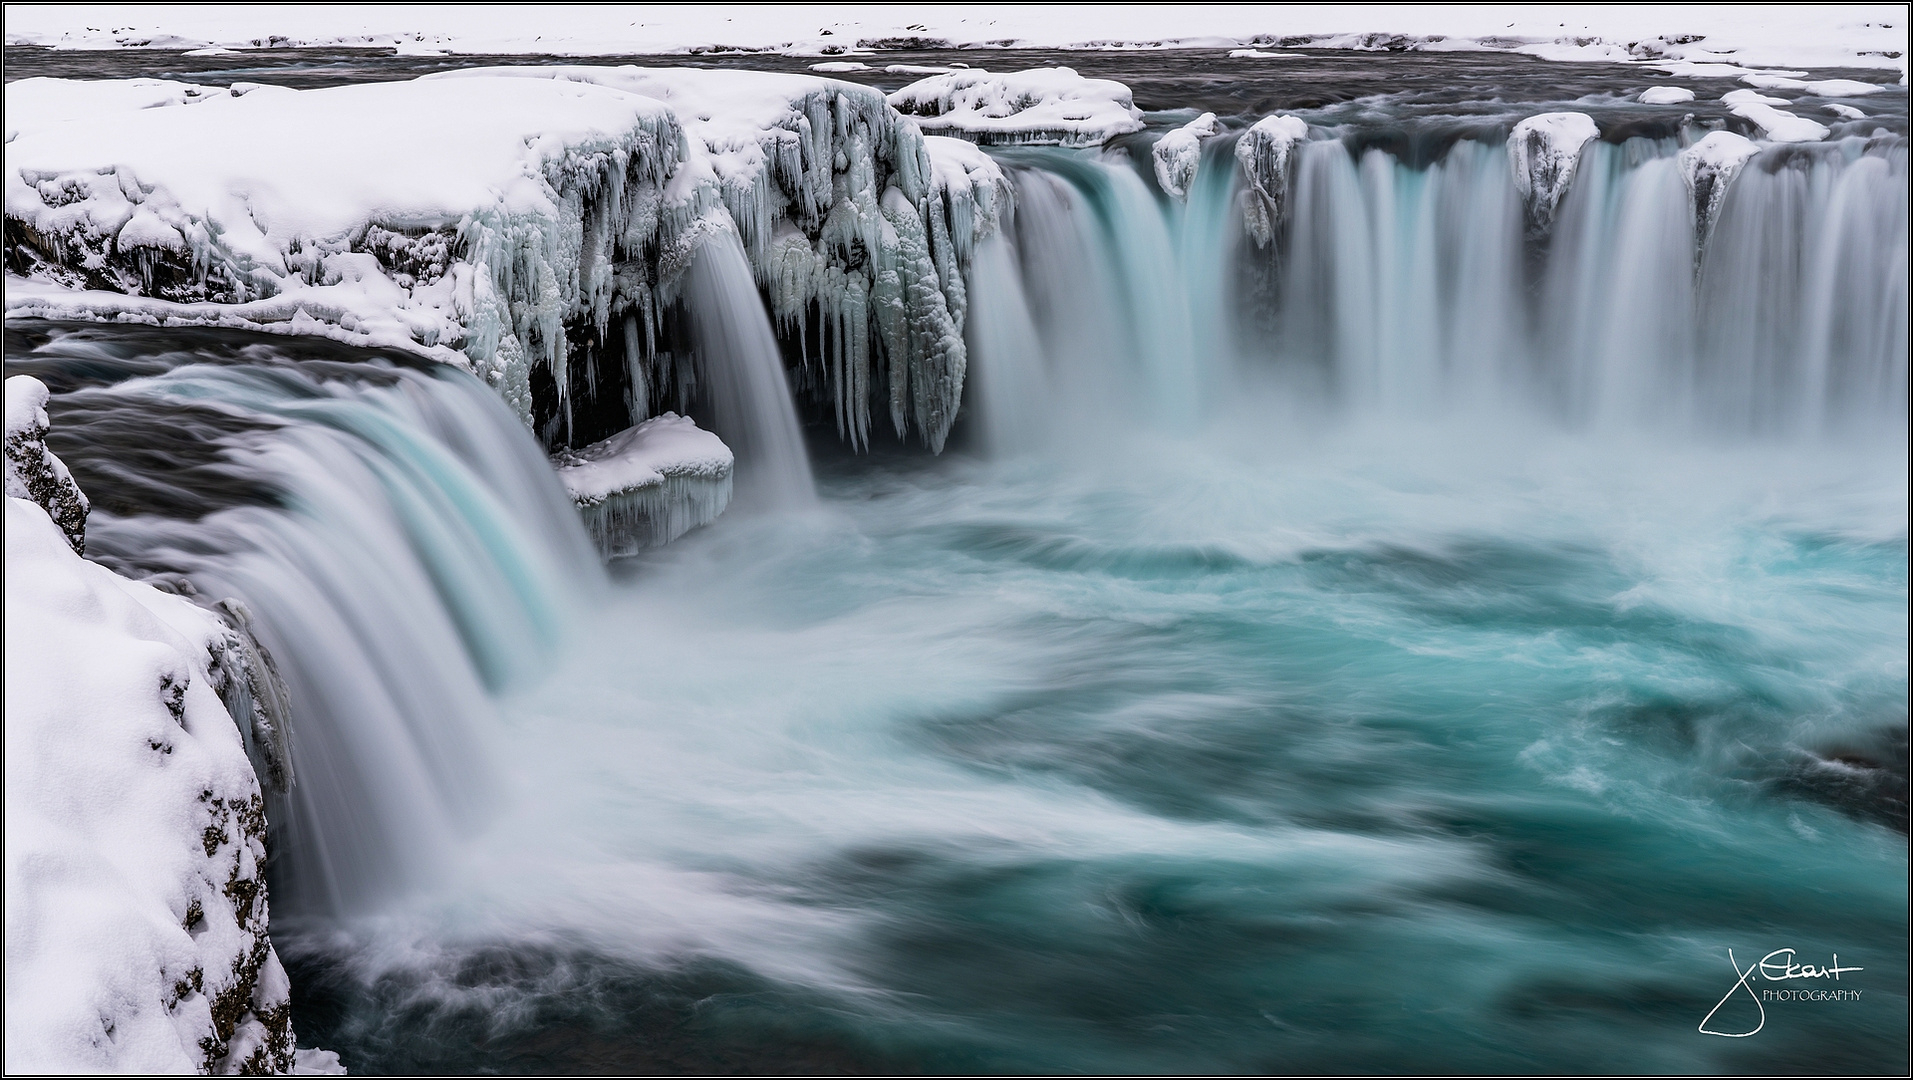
top-left (552, 412), bottom-right (733, 556)
top-left (1151, 112), bottom-right (1221, 201)
top-left (4, 495), bottom-right (304, 1074)
top-left (1741, 73), bottom-right (1886, 96)
top-left (4, 68), bottom-right (1002, 455)
top-left (1679, 130), bottom-right (1762, 242)
top-left (1722, 88), bottom-right (1791, 106)
top-left (1235, 114), bottom-right (1309, 247)
top-left (4, 374), bottom-right (89, 554)
top-left (1825, 102), bottom-right (1869, 119)
top-left (1728, 101), bottom-right (1830, 142)
top-left (1507, 112), bottom-right (1600, 238)
top-left (886, 67), bottom-right (1144, 147)
top-left (1638, 86), bottom-right (1696, 104)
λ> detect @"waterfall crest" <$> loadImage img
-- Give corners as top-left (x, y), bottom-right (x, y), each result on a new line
top-left (14, 329), bottom-right (601, 915)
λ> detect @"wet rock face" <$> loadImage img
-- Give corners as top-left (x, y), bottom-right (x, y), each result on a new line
top-left (4, 374), bottom-right (90, 553)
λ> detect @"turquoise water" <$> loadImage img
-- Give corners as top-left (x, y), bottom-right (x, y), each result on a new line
top-left (284, 414), bottom-right (1908, 1073)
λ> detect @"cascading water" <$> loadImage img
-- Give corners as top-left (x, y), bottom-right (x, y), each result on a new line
top-left (4, 48), bottom-right (1906, 1076)
top-left (9, 327), bottom-right (601, 916)
top-left (685, 233), bottom-right (817, 508)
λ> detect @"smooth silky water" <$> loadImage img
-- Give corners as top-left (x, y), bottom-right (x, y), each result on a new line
top-left (4, 47), bottom-right (1907, 1074)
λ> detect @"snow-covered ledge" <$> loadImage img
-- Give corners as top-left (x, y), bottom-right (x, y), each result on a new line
top-left (3, 378), bottom-right (339, 1075)
top-left (553, 413), bottom-right (734, 557)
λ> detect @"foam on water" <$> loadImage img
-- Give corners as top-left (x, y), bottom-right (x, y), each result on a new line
top-left (277, 408), bottom-right (1906, 1073)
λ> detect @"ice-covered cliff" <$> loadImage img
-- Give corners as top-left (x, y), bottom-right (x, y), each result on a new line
top-left (3, 67), bottom-right (1006, 454)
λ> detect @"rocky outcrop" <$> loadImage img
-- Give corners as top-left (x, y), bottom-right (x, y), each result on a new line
top-left (1507, 111), bottom-right (1600, 239)
top-left (552, 412), bottom-right (734, 556)
top-left (1235, 114), bottom-right (1310, 247)
top-left (4, 374), bottom-right (89, 553)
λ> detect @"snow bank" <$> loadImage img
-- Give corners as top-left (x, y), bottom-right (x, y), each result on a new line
top-left (553, 412), bottom-right (732, 556)
top-left (1639, 86), bottom-right (1696, 105)
top-left (1152, 112), bottom-right (1221, 201)
top-left (887, 68), bottom-right (1144, 147)
top-left (1507, 112), bottom-right (1600, 238)
top-left (4, 374), bottom-right (89, 554)
top-left (5, 6), bottom-right (1902, 75)
top-left (1679, 131), bottom-right (1763, 241)
top-left (5, 67), bottom-right (1005, 455)
top-left (5, 493), bottom-right (303, 1074)
top-left (0, 76), bottom-right (220, 141)
top-left (1235, 114), bottom-right (1310, 247)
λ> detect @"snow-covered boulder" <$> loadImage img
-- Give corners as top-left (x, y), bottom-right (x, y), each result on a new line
top-left (4, 496), bottom-right (305, 1074)
top-left (1235, 114), bottom-right (1309, 247)
top-left (1507, 111), bottom-right (1600, 238)
top-left (552, 412), bottom-right (733, 556)
top-left (4, 374), bottom-right (89, 554)
top-left (1152, 112), bottom-right (1221, 201)
top-left (887, 67), bottom-right (1145, 147)
top-left (1679, 130), bottom-right (1762, 242)
top-left (1638, 86), bottom-right (1696, 104)
top-left (1727, 100), bottom-right (1829, 142)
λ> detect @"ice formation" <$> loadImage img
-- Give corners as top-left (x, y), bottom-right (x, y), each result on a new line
top-left (1507, 112), bottom-right (1601, 237)
top-left (5, 374), bottom-right (89, 553)
top-left (5, 494), bottom-right (302, 1074)
top-left (1152, 113), bottom-right (1222, 202)
top-left (553, 412), bottom-right (733, 556)
top-left (1638, 86), bottom-right (1696, 104)
top-left (886, 67), bottom-right (1145, 147)
top-left (1235, 115), bottom-right (1310, 247)
top-left (4, 67), bottom-right (1009, 455)
top-left (1678, 131), bottom-right (1763, 242)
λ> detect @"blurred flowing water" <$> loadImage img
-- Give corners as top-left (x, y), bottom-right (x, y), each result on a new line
top-left (4, 46), bottom-right (1907, 1074)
